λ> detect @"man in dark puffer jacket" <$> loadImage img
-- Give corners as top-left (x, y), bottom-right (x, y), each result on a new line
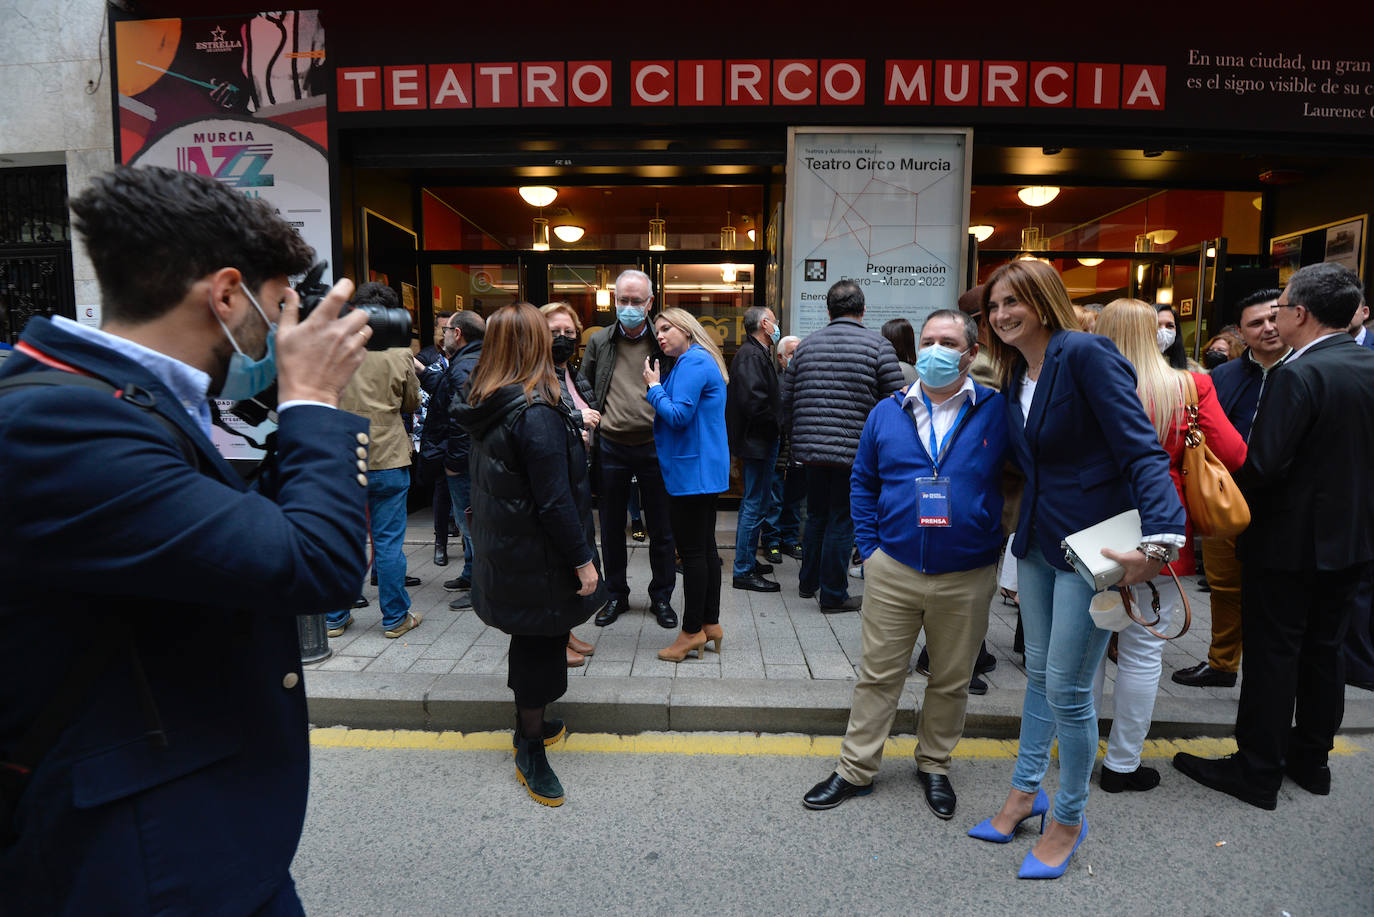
top-left (781, 280), bottom-right (904, 612)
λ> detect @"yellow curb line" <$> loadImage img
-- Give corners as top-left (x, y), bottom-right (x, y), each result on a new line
top-left (309, 728), bottom-right (1364, 760)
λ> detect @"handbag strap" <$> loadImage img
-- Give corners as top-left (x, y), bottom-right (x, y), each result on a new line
top-left (1116, 567), bottom-right (1192, 640)
top-left (1181, 372), bottom-right (1204, 448)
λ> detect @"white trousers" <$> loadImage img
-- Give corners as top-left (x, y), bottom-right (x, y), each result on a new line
top-left (1092, 575), bottom-right (1178, 773)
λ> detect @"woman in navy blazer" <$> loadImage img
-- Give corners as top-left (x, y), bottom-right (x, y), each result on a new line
top-left (967, 260), bottom-right (1184, 880)
top-left (642, 307), bottom-right (730, 662)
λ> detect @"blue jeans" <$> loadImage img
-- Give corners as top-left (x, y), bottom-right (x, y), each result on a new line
top-left (733, 443), bottom-right (779, 577)
top-left (329, 466), bottom-right (411, 631)
top-left (446, 472), bottom-right (474, 580)
top-left (1010, 541), bottom-right (1111, 826)
top-left (762, 462), bottom-right (805, 549)
top-left (799, 464), bottom-right (854, 606)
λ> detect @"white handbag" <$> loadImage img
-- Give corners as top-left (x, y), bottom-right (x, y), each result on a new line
top-left (1062, 509), bottom-right (1192, 640)
top-left (1060, 509), bottom-right (1141, 591)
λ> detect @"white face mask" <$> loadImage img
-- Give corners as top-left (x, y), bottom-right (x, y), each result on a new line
top-left (1157, 327), bottom-right (1177, 353)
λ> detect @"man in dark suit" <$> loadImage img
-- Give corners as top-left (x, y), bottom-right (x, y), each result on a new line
top-left (0, 166), bottom-right (371, 914)
top-left (727, 305), bottom-right (783, 593)
top-left (1175, 262), bottom-right (1374, 809)
top-left (1343, 297), bottom-right (1374, 690)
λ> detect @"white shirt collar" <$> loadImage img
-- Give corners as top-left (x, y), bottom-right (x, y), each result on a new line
top-left (902, 375), bottom-right (977, 409)
top-left (1286, 331), bottom-right (1346, 364)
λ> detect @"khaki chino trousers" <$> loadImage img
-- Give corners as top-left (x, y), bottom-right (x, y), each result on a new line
top-left (836, 548), bottom-right (996, 784)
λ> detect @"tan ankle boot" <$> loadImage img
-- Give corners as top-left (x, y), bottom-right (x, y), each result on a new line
top-left (566, 647), bottom-right (585, 667)
top-left (567, 633), bottom-right (595, 656)
top-left (658, 630), bottom-right (708, 662)
top-left (702, 623), bottom-right (724, 654)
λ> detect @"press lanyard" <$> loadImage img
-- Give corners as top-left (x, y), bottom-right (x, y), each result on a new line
top-left (921, 389), bottom-right (971, 475)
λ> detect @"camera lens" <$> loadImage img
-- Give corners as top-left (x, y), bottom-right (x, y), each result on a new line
top-left (352, 303), bottom-right (412, 351)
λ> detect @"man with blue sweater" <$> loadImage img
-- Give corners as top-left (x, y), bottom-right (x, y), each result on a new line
top-left (803, 309), bottom-right (1008, 820)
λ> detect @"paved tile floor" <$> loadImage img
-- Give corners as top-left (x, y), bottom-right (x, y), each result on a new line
top-left (317, 508), bottom-right (1258, 710)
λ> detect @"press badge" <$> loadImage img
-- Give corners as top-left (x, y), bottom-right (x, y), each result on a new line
top-left (916, 476), bottom-right (952, 527)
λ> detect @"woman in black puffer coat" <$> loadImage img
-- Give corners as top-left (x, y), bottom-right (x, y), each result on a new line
top-left (452, 303), bottom-right (606, 808)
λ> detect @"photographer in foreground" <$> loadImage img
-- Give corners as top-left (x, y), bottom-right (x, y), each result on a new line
top-left (0, 165), bottom-right (371, 915)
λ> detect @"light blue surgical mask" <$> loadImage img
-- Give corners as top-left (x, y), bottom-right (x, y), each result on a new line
top-left (769, 322), bottom-right (781, 345)
top-left (212, 284), bottom-right (278, 401)
top-left (617, 305), bottom-right (646, 329)
top-left (915, 343), bottom-right (967, 389)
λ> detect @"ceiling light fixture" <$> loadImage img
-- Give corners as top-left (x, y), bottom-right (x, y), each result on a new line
top-left (531, 217), bottom-right (550, 251)
top-left (1017, 186), bottom-right (1060, 207)
top-left (1077, 257), bottom-right (1104, 267)
top-left (721, 263), bottom-right (738, 283)
top-left (518, 186), bottom-right (558, 207)
top-left (1146, 228), bottom-right (1178, 246)
top-left (969, 224), bottom-right (995, 243)
top-left (720, 211), bottom-right (736, 252)
top-left (552, 224), bottom-right (585, 243)
top-left (648, 203), bottom-right (666, 251)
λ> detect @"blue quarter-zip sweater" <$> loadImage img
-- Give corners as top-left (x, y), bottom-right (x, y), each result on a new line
top-left (851, 382), bottom-right (1010, 574)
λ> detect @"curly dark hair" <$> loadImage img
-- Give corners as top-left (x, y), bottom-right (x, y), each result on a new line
top-left (69, 165), bottom-right (315, 324)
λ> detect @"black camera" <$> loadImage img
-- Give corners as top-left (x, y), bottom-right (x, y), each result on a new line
top-left (295, 261), bottom-right (411, 350)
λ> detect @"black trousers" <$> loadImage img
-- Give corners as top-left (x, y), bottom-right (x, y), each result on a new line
top-left (668, 493), bottom-right (722, 633)
top-left (421, 457), bottom-right (451, 544)
top-left (507, 632), bottom-right (570, 708)
top-left (598, 437), bottom-right (676, 603)
top-left (1343, 567), bottom-right (1374, 686)
top-left (1235, 561), bottom-right (1368, 787)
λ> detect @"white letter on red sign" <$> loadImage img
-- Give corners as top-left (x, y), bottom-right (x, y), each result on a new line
top-left (636, 64), bottom-right (672, 102)
top-left (984, 64), bottom-right (1021, 104)
top-left (478, 65), bottom-right (515, 105)
top-left (390, 67), bottom-right (421, 107)
top-left (887, 62), bottom-right (928, 102)
top-left (776, 62), bottom-right (813, 102)
top-left (1033, 66), bottom-right (1069, 105)
top-left (823, 62), bottom-right (862, 101)
top-left (729, 63), bottom-right (765, 102)
top-left (525, 65), bottom-right (559, 104)
top-left (343, 69), bottom-right (378, 108)
top-left (570, 64), bottom-right (609, 104)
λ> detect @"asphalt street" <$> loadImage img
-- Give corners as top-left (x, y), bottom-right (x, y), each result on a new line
top-left (293, 730), bottom-right (1374, 917)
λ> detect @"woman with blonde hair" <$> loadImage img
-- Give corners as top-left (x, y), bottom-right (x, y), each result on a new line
top-left (1091, 298), bottom-right (1246, 793)
top-left (970, 260), bottom-right (1183, 880)
top-left (452, 303), bottom-right (605, 806)
top-left (641, 307), bottom-right (729, 662)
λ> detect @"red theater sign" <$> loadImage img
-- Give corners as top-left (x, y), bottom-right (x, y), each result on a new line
top-left (336, 59), bottom-right (1165, 111)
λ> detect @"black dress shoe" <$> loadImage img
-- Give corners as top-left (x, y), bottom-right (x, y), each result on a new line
top-left (753, 562), bottom-right (774, 575)
top-left (975, 646), bottom-right (997, 675)
top-left (1100, 764), bottom-right (1160, 793)
top-left (434, 544), bottom-right (448, 566)
top-left (1285, 760), bottom-right (1331, 795)
top-left (733, 573), bottom-right (781, 593)
top-left (802, 772), bottom-right (873, 810)
top-left (353, 595), bottom-right (369, 608)
top-left (443, 575), bottom-right (472, 592)
top-left (916, 771), bottom-right (957, 819)
top-left (1172, 753), bottom-right (1277, 810)
top-left (595, 597), bottom-right (627, 627)
top-left (799, 586), bottom-right (817, 599)
top-left (819, 596), bottom-right (862, 613)
top-left (967, 673), bottom-right (988, 695)
top-left (652, 600), bottom-right (678, 629)
top-left (1171, 662), bottom-right (1237, 687)
top-left (448, 593), bottom-right (472, 610)
top-left (914, 647), bottom-right (930, 677)
top-left (374, 573), bottom-right (422, 587)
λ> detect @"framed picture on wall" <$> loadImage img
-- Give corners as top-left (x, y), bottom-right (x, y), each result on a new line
top-left (1270, 214), bottom-right (1367, 284)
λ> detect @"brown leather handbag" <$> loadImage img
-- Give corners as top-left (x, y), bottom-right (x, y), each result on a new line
top-left (1180, 374), bottom-right (1250, 538)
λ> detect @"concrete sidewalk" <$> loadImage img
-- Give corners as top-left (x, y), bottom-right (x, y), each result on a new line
top-left (304, 507), bottom-right (1374, 738)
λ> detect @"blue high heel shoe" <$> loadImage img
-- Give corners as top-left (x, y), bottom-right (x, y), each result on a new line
top-left (1017, 818), bottom-right (1088, 880)
top-left (967, 787), bottom-right (1050, 843)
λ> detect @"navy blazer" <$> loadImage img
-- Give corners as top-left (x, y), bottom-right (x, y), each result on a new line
top-left (0, 318), bottom-right (369, 914)
top-left (1005, 330), bottom-right (1185, 570)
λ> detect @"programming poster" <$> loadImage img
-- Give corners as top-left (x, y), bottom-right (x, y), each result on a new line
top-left (785, 128), bottom-right (971, 337)
top-left (113, 12), bottom-right (331, 460)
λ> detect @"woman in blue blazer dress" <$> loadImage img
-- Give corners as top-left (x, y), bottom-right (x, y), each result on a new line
top-left (642, 307), bottom-right (730, 664)
top-left (966, 260), bottom-right (1184, 880)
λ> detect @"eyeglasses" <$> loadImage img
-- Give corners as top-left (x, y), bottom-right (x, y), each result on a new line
top-left (551, 329), bottom-right (578, 339)
top-left (615, 296), bottom-right (649, 307)
top-left (443, 326), bottom-right (458, 333)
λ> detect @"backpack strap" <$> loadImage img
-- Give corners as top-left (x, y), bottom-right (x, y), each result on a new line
top-left (0, 370), bottom-right (200, 471)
